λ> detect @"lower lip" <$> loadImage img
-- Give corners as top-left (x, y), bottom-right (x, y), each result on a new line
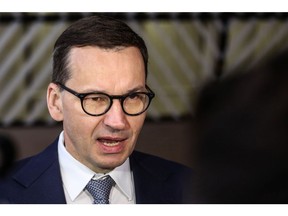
top-left (97, 140), bottom-right (125, 154)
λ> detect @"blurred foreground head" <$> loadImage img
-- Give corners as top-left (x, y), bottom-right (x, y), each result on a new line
top-left (192, 50), bottom-right (288, 204)
top-left (0, 134), bottom-right (16, 178)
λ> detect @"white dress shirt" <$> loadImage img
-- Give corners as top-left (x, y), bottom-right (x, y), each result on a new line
top-left (57, 131), bottom-right (135, 204)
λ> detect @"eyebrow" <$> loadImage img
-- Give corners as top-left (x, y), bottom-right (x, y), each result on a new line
top-left (126, 86), bottom-right (147, 94)
top-left (80, 85), bottom-right (147, 95)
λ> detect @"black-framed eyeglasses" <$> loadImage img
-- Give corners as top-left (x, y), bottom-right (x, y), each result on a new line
top-left (55, 82), bottom-right (155, 116)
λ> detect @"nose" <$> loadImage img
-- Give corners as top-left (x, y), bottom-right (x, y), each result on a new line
top-left (103, 99), bottom-right (127, 130)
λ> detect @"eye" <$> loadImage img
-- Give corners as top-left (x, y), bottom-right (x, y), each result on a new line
top-left (85, 94), bottom-right (109, 103)
top-left (128, 93), bottom-right (140, 99)
top-left (91, 96), bottom-right (104, 102)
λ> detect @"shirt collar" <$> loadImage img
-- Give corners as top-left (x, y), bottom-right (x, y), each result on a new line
top-left (109, 158), bottom-right (133, 201)
top-left (58, 131), bottom-right (133, 201)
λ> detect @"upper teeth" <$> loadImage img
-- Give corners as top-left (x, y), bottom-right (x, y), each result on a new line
top-left (103, 141), bottom-right (120, 146)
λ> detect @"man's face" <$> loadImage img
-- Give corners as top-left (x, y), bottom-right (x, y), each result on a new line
top-left (57, 46), bottom-right (146, 173)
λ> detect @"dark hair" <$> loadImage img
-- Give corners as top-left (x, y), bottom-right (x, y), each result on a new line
top-left (52, 15), bottom-right (148, 84)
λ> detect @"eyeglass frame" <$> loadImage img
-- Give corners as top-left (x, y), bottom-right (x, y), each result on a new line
top-left (55, 82), bottom-right (155, 117)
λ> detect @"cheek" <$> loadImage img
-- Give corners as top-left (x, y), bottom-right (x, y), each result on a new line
top-left (62, 97), bottom-right (87, 123)
top-left (62, 101), bottom-right (95, 136)
top-left (63, 113), bottom-right (103, 157)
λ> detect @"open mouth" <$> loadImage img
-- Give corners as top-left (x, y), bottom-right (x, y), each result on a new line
top-left (97, 137), bottom-right (126, 147)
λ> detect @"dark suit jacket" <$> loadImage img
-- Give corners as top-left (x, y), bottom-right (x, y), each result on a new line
top-left (0, 138), bottom-right (193, 204)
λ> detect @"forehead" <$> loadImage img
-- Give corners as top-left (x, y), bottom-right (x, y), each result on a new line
top-left (66, 46), bottom-right (146, 91)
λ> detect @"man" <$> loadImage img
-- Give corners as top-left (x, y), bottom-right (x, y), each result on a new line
top-left (0, 15), bottom-right (193, 204)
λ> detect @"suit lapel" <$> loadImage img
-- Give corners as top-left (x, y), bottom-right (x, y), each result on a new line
top-left (130, 151), bottom-right (177, 204)
top-left (12, 139), bottom-right (66, 204)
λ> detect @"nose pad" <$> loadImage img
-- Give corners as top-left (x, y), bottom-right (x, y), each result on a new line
top-left (103, 99), bottom-right (127, 130)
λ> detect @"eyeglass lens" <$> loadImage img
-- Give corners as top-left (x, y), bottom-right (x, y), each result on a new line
top-left (82, 93), bottom-right (150, 116)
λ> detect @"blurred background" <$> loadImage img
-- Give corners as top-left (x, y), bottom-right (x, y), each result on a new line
top-left (1, 12), bottom-right (288, 169)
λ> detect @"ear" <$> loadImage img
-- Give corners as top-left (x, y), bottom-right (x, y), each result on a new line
top-left (47, 82), bottom-right (64, 122)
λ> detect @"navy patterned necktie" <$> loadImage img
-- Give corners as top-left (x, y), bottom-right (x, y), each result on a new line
top-left (85, 175), bottom-right (115, 204)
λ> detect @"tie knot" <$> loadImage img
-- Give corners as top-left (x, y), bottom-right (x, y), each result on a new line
top-left (85, 175), bottom-right (115, 204)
